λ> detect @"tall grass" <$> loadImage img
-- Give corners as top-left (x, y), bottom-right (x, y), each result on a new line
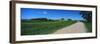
top-left (21, 21), bottom-right (76, 35)
top-left (84, 22), bottom-right (92, 32)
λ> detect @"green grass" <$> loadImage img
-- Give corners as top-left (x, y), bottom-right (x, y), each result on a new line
top-left (21, 20), bottom-right (76, 35)
top-left (84, 22), bottom-right (92, 32)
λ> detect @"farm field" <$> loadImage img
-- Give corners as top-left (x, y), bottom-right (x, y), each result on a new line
top-left (21, 20), bottom-right (76, 35)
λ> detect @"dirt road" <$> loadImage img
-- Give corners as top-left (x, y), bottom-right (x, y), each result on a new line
top-left (53, 22), bottom-right (87, 34)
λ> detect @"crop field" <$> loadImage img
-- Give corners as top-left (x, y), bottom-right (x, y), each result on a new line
top-left (21, 20), bottom-right (76, 35)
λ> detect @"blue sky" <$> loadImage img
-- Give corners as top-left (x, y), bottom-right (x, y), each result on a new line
top-left (21, 8), bottom-right (84, 20)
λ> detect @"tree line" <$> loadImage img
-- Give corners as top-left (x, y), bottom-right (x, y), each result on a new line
top-left (80, 11), bottom-right (92, 22)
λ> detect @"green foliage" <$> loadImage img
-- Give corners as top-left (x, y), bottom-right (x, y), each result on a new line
top-left (67, 19), bottom-right (72, 21)
top-left (21, 20), bottom-right (76, 35)
top-left (61, 18), bottom-right (64, 21)
top-left (80, 11), bottom-right (92, 22)
top-left (84, 22), bottom-right (92, 32)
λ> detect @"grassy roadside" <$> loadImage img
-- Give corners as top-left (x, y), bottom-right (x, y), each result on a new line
top-left (84, 22), bottom-right (92, 32)
top-left (21, 21), bottom-right (76, 35)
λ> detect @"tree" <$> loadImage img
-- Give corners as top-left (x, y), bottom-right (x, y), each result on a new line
top-left (67, 19), bottom-right (72, 21)
top-left (61, 18), bottom-right (64, 21)
top-left (31, 18), bottom-right (48, 21)
top-left (80, 11), bottom-right (92, 22)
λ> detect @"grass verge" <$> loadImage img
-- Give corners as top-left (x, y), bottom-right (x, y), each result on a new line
top-left (84, 22), bottom-right (92, 32)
